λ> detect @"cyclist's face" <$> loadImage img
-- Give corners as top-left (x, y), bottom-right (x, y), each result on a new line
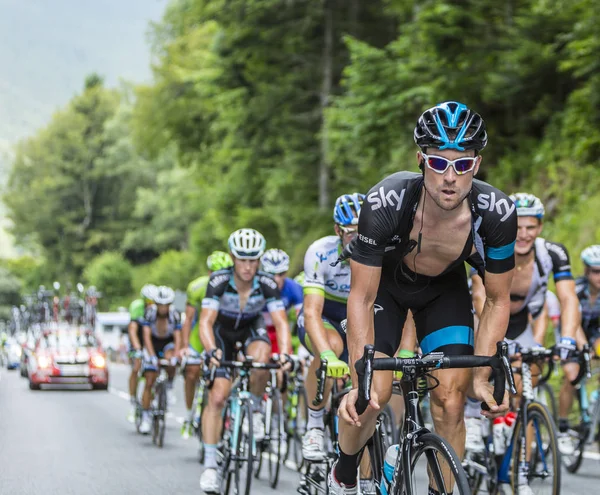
top-left (233, 257), bottom-right (260, 282)
top-left (586, 266), bottom-right (600, 291)
top-left (334, 223), bottom-right (358, 248)
top-left (420, 148), bottom-right (479, 211)
top-left (273, 272), bottom-right (287, 290)
top-left (515, 216), bottom-right (542, 255)
top-left (156, 303), bottom-right (169, 317)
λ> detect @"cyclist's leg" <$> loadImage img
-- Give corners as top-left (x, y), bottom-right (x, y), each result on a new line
top-left (413, 268), bottom-right (474, 491)
top-left (298, 311), bottom-right (346, 416)
top-left (335, 286), bottom-right (402, 487)
top-left (299, 312), bottom-right (346, 460)
top-left (202, 324), bottom-right (235, 472)
top-left (184, 345), bottom-right (203, 411)
top-left (128, 321), bottom-right (143, 399)
top-left (244, 317), bottom-right (272, 395)
top-left (558, 360), bottom-right (580, 432)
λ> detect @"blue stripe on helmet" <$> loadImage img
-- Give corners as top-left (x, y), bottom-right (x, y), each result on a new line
top-left (435, 102), bottom-right (468, 151)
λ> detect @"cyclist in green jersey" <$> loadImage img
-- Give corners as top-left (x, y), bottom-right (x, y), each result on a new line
top-left (179, 251), bottom-right (233, 438)
top-left (127, 284), bottom-right (156, 423)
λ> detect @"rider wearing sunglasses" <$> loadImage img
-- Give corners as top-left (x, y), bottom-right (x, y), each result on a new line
top-left (578, 245), bottom-right (600, 358)
top-left (329, 102), bottom-right (517, 495)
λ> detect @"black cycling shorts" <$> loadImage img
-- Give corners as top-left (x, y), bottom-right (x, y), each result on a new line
top-left (151, 335), bottom-right (175, 356)
top-left (374, 262), bottom-right (474, 357)
top-left (214, 316), bottom-right (271, 379)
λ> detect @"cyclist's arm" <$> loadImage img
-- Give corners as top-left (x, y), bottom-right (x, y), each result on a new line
top-left (143, 325), bottom-right (156, 357)
top-left (475, 269), bottom-right (512, 364)
top-left (127, 321), bottom-right (142, 350)
top-left (471, 273), bottom-right (486, 319)
top-left (555, 279), bottom-right (580, 341)
top-left (532, 303), bottom-right (548, 345)
top-left (270, 308), bottom-right (291, 354)
top-left (303, 293), bottom-right (331, 355)
top-left (199, 308), bottom-right (218, 352)
top-left (347, 260), bottom-right (382, 385)
top-left (173, 317), bottom-right (182, 352)
top-left (181, 304), bottom-right (196, 349)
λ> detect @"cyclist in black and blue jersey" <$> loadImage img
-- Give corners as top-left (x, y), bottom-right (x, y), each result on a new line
top-left (139, 286), bottom-right (182, 434)
top-left (198, 228), bottom-right (292, 494)
top-left (331, 102), bottom-right (517, 495)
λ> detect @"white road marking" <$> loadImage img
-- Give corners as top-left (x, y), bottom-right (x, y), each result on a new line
top-left (108, 386), bottom-right (185, 425)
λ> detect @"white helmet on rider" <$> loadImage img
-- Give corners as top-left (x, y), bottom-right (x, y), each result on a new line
top-left (581, 245), bottom-right (600, 268)
top-left (228, 228), bottom-right (266, 260)
top-left (140, 284), bottom-right (157, 301)
top-left (153, 286), bottom-right (175, 305)
top-left (261, 249), bottom-right (290, 274)
top-left (509, 192), bottom-right (545, 219)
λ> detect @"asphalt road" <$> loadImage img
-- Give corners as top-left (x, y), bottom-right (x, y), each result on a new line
top-left (1, 363), bottom-right (598, 494)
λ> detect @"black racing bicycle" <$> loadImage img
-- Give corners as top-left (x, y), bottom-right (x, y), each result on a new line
top-left (355, 341), bottom-right (516, 495)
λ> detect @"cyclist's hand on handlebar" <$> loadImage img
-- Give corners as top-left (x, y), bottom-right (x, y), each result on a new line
top-left (178, 347), bottom-right (190, 359)
top-left (320, 350), bottom-right (349, 378)
top-left (338, 387), bottom-right (380, 427)
top-left (207, 348), bottom-right (222, 368)
top-left (556, 336), bottom-right (576, 361)
top-left (471, 375), bottom-right (508, 419)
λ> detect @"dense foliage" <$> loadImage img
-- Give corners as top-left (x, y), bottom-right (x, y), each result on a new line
top-left (2, 0), bottom-right (599, 308)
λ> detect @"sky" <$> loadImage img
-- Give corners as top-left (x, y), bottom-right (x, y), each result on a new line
top-left (0, 0), bottom-right (167, 257)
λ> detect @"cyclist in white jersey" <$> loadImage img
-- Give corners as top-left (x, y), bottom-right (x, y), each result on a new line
top-left (298, 193), bottom-right (364, 461)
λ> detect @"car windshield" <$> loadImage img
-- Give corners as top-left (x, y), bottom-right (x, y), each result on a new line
top-left (40, 332), bottom-right (97, 351)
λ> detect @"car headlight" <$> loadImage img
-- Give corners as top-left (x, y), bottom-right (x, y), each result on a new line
top-left (91, 355), bottom-right (106, 368)
top-left (37, 355), bottom-right (51, 369)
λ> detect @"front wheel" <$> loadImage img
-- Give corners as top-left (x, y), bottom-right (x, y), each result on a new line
top-left (404, 432), bottom-right (471, 495)
top-left (510, 401), bottom-right (561, 494)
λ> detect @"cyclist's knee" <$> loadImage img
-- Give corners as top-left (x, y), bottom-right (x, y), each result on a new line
top-left (246, 340), bottom-right (271, 362)
top-left (209, 386), bottom-right (230, 410)
top-left (185, 365), bottom-right (200, 381)
top-left (326, 329), bottom-right (345, 357)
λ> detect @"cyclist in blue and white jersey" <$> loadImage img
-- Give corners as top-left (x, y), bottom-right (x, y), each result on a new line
top-left (198, 229), bottom-right (292, 493)
top-left (139, 286), bottom-right (182, 434)
top-left (260, 248), bottom-right (303, 354)
top-left (299, 193), bottom-right (364, 461)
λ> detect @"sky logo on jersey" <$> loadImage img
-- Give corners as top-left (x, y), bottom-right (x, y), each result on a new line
top-left (367, 186), bottom-right (406, 211)
top-left (477, 192), bottom-right (516, 222)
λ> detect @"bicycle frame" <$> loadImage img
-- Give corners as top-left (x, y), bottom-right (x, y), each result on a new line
top-left (226, 368), bottom-right (254, 459)
top-left (497, 360), bottom-right (548, 485)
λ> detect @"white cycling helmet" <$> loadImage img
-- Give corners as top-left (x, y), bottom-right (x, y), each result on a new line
top-left (228, 228), bottom-right (266, 260)
top-left (581, 245), bottom-right (600, 268)
top-left (154, 286), bottom-right (175, 305)
top-left (261, 249), bottom-right (290, 274)
top-left (140, 284), bottom-right (157, 301)
top-left (509, 192), bottom-right (545, 219)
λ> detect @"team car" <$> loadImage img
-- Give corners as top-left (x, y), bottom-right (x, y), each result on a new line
top-left (27, 327), bottom-right (109, 390)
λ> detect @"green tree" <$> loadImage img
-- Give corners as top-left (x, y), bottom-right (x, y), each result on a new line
top-left (83, 252), bottom-right (133, 310)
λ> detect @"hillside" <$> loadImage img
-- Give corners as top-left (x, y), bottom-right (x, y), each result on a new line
top-left (0, 0), bottom-right (166, 256)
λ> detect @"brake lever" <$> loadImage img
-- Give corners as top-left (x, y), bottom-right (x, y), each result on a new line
top-left (355, 345), bottom-right (375, 416)
top-left (313, 358), bottom-right (328, 406)
top-left (498, 341), bottom-right (517, 395)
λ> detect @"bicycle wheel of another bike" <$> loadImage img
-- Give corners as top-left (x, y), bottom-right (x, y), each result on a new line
top-left (406, 432), bottom-right (471, 495)
top-left (157, 386), bottom-right (167, 448)
top-left (511, 401), bottom-right (561, 494)
top-left (152, 414), bottom-right (158, 445)
top-left (287, 386), bottom-right (308, 468)
top-left (268, 390), bottom-right (284, 488)
top-left (229, 402), bottom-right (254, 495)
top-left (536, 381), bottom-right (558, 422)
